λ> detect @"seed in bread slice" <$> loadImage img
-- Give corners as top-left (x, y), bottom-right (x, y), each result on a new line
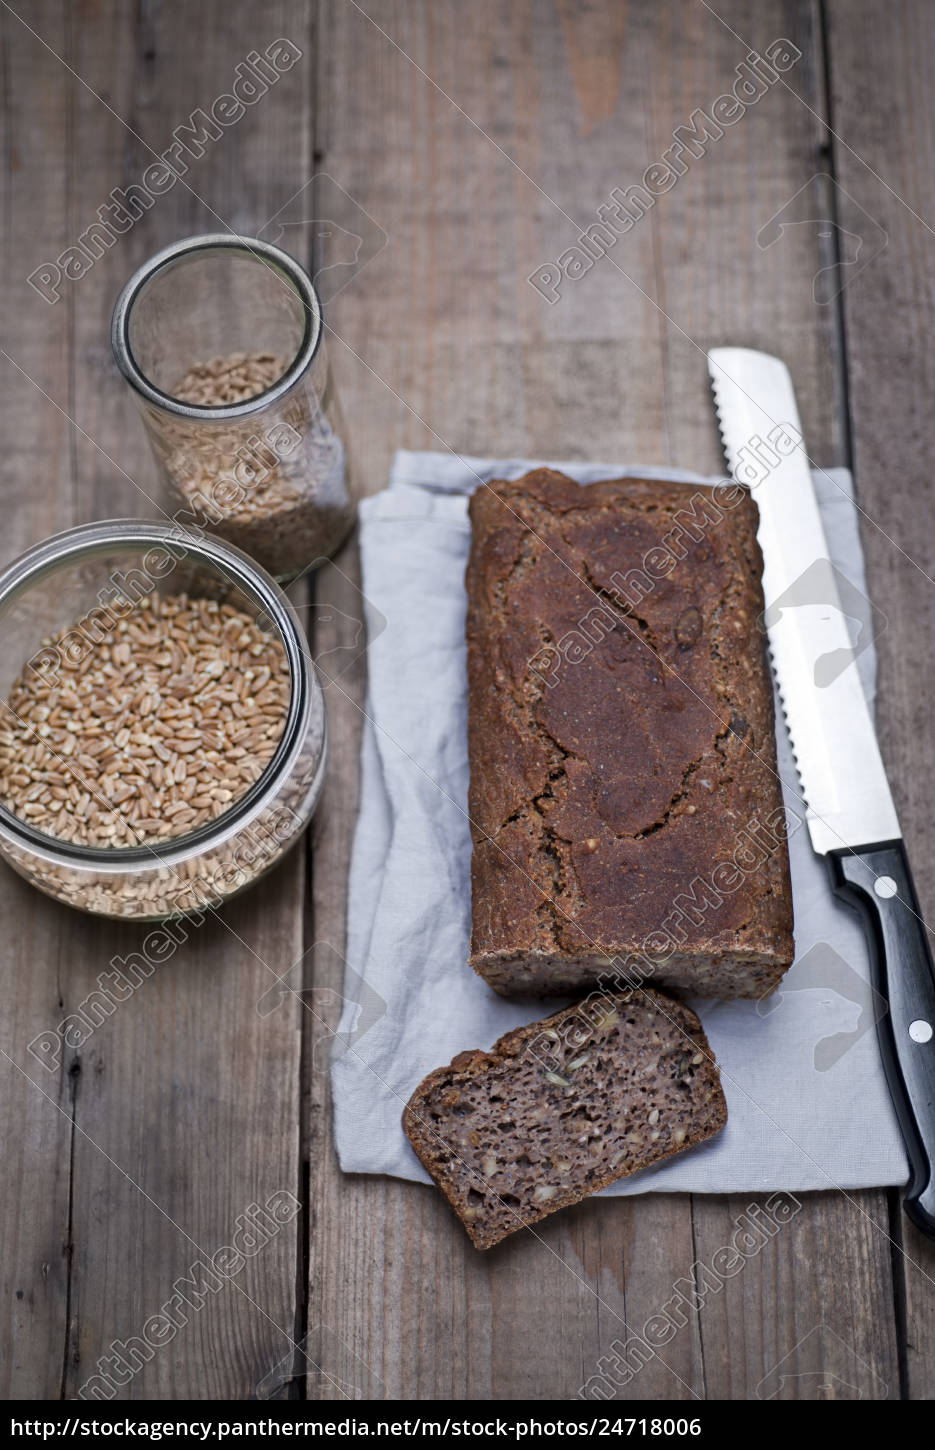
top-left (402, 988), bottom-right (727, 1249)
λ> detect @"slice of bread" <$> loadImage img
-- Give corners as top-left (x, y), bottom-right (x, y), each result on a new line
top-left (402, 988), bottom-right (727, 1249)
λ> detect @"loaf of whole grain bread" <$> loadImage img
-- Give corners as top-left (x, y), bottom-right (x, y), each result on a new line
top-left (403, 987), bottom-right (727, 1249)
top-left (465, 468), bottom-right (794, 999)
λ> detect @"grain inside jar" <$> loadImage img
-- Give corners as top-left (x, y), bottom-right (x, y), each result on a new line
top-left (151, 350), bottom-right (353, 579)
top-left (0, 593), bottom-right (290, 848)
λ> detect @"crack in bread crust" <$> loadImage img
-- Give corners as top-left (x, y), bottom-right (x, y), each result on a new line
top-left (465, 469), bottom-right (795, 998)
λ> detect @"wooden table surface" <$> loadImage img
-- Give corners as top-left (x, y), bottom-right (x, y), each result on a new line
top-left (2, 0), bottom-right (934, 1403)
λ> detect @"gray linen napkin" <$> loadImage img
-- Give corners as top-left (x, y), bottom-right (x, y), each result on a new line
top-left (331, 450), bottom-right (907, 1194)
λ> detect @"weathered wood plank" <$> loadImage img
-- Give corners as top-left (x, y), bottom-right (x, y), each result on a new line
top-left (307, 0), bottom-right (899, 1401)
top-left (0, 0), bottom-right (82, 1401)
top-left (824, 0), bottom-right (935, 1401)
top-left (1, 0), bottom-right (316, 1400)
top-left (689, 1191), bottom-right (896, 1399)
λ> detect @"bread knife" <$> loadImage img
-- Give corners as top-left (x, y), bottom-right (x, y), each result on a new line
top-left (709, 345), bottom-right (935, 1237)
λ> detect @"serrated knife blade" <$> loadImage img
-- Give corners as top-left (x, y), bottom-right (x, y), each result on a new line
top-left (708, 346), bottom-right (899, 854)
top-left (708, 345), bottom-right (935, 1239)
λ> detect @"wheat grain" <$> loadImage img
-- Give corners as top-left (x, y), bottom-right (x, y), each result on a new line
top-left (153, 351), bottom-right (352, 578)
top-left (0, 592), bottom-right (290, 849)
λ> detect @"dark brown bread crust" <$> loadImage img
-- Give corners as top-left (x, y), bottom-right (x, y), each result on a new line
top-left (465, 469), bottom-right (794, 999)
top-left (403, 988), bottom-right (727, 1249)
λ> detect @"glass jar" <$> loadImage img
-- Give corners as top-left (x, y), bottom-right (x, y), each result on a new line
top-left (111, 234), bottom-right (354, 582)
top-left (0, 520), bottom-right (326, 920)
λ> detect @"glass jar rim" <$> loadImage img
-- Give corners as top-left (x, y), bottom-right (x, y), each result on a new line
top-left (111, 234), bottom-right (324, 422)
top-left (0, 519), bottom-right (322, 871)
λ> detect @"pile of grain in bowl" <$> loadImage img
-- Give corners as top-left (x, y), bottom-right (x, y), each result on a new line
top-left (158, 350), bottom-right (352, 579)
top-left (0, 593), bottom-right (290, 848)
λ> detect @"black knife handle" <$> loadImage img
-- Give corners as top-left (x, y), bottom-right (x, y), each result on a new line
top-left (831, 842), bottom-right (935, 1237)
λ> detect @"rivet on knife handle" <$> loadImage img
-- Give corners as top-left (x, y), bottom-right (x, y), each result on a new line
top-left (831, 844), bottom-right (935, 1237)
